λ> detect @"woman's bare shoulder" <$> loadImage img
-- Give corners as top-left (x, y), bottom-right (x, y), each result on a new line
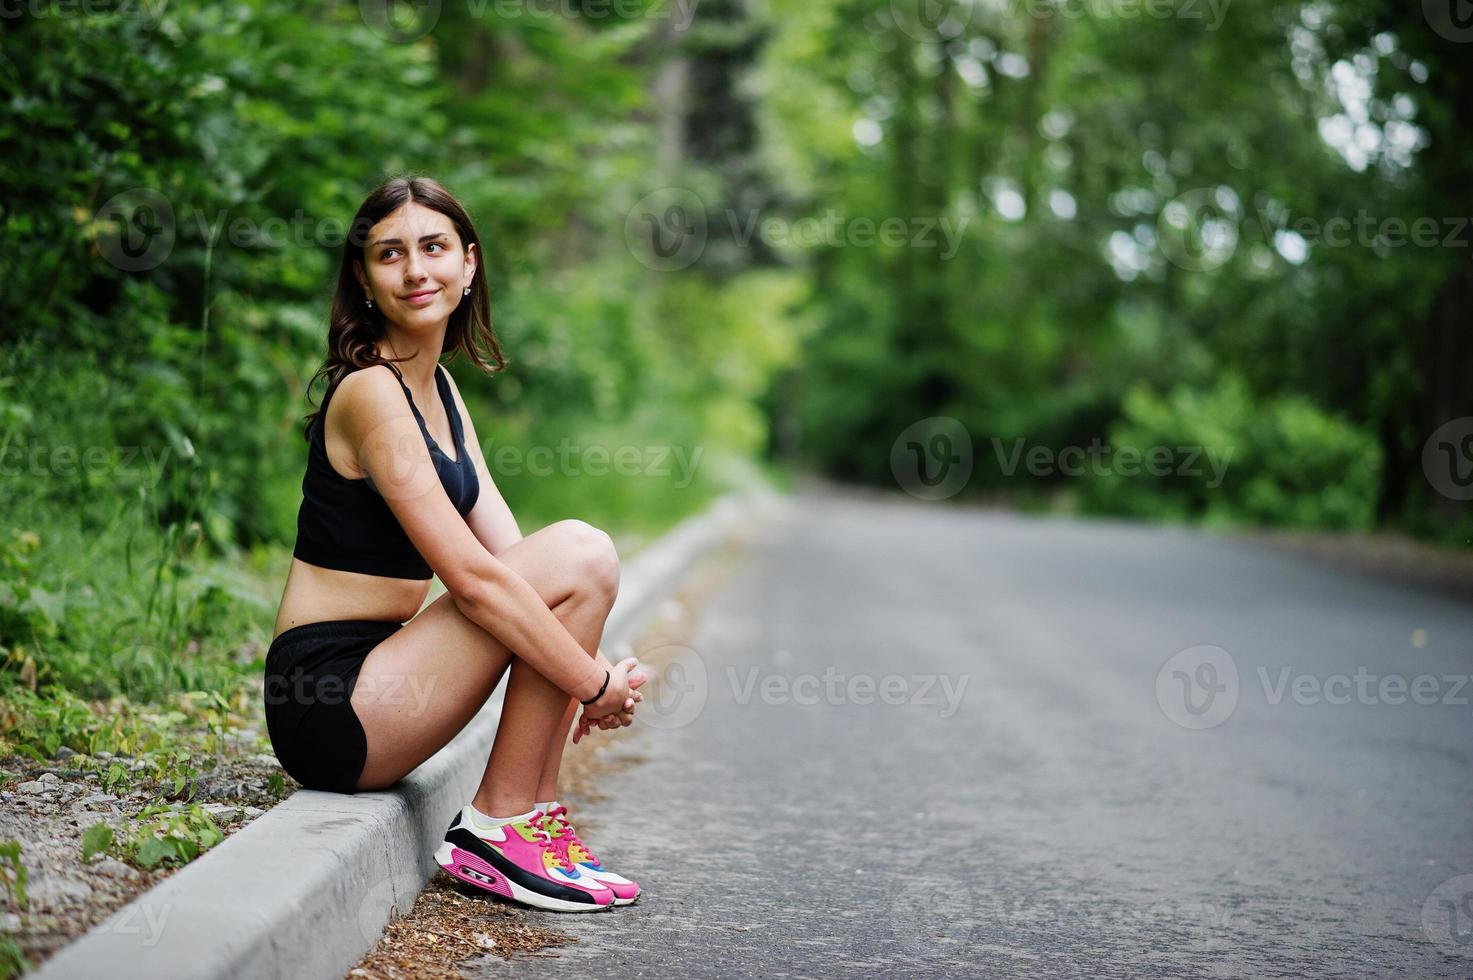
top-left (331, 364), bottom-right (410, 420)
top-left (322, 365), bottom-right (415, 466)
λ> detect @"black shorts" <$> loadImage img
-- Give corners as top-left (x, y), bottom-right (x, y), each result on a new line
top-left (263, 619), bottom-right (403, 794)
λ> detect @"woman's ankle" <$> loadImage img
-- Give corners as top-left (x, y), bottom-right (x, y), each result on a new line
top-left (471, 794), bottom-right (534, 819)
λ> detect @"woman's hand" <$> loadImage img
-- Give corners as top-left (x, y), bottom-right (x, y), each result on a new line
top-left (578, 656), bottom-right (639, 720)
top-left (572, 663), bottom-right (646, 744)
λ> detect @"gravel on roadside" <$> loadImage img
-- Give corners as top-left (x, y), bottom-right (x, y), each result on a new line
top-left (0, 734), bottom-right (299, 972)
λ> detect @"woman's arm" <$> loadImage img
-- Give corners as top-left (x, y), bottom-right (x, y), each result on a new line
top-left (337, 365), bottom-right (631, 718)
top-left (444, 370), bottom-right (628, 707)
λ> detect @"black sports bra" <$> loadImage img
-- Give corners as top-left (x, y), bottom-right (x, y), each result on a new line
top-left (292, 362), bottom-right (480, 579)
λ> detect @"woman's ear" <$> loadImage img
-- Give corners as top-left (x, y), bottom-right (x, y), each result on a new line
top-left (463, 242), bottom-right (478, 289)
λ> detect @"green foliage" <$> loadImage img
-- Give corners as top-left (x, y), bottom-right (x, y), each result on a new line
top-left (1087, 375), bottom-right (1383, 530)
top-left (0, 0), bottom-right (800, 726)
top-left (114, 805), bottom-right (225, 870)
top-left (81, 823), bottom-right (114, 864)
top-left (4, 0), bottom-right (1462, 791)
top-left (0, 531), bottom-right (58, 659)
top-left (0, 685), bottom-right (253, 794)
top-left (0, 840), bottom-right (27, 909)
top-left (759, 0), bottom-right (1465, 542)
top-left (0, 938), bottom-right (26, 980)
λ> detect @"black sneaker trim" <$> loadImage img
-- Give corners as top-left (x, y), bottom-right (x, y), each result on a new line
top-left (444, 827), bottom-right (601, 905)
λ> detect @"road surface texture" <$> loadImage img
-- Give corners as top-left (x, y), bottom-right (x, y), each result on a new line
top-left (467, 486), bottom-right (1473, 978)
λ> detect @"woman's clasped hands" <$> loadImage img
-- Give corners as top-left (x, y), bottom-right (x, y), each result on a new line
top-left (572, 655), bottom-right (647, 745)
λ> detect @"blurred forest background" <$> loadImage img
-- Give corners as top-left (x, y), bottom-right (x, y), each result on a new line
top-left (1, 0), bottom-right (1470, 709)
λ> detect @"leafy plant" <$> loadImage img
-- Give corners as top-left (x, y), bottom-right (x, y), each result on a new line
top-left (116, 805), bottom-right (225, 870)
top-left (1087, 374), bottom-right (1383, 530)
top-left (0, 937), bottom-right (28, 980)
top-left (0, 840), bottom-right (27, 909)
top-left (0, 530), bottom-right (58, 665)
top-left (81, 823), bottom-right (114, 864)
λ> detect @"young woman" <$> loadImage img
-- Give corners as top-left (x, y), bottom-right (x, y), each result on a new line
top-left (264, 175), bottom-right (644, 912)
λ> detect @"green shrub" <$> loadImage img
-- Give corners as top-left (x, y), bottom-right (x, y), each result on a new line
top-left (1087, 374), bottom-right (1382, 530)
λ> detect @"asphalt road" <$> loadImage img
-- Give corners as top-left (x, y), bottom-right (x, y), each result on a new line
top-left (468, 486), bottom-right (1473, 978)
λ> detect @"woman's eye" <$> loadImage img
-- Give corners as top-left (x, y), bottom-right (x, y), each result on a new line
top-left (379, 243), bottom-right (444, 259)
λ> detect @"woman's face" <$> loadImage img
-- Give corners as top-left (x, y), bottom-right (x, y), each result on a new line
top-left (356, 201), bottom-right (477, 333)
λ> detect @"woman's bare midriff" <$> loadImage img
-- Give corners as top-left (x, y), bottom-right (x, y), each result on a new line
top-left (272, 558), bottom-right (431, 641)
top-left (272, 370), bottom-right (437, 640)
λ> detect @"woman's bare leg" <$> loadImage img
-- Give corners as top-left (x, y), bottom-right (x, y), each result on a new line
top-left (474, 582), bottom-right (615, 816)
top-left (351, 520), bottom-right (617, 798)
top-left (534, 698), bottom-right (581, 804)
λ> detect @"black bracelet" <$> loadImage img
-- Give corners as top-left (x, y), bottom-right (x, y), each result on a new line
top-left (579, 669), bottom-right (610, 706)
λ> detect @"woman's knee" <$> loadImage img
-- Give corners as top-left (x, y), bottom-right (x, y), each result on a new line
top-left (554, 519), bottom-right (619, 605)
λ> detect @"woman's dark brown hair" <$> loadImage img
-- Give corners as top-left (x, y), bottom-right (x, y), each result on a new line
top-left (302, 174), bottom-right (507, 438)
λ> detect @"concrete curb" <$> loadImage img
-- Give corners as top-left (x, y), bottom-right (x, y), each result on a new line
top-left (31, 489), bottom-right (777, 980)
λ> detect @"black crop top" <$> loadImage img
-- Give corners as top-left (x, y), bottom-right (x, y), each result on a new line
top-left (292, 362), bottom-right (480, 579)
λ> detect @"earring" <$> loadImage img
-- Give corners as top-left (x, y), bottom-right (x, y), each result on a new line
top-left (365, 297), bottom-right (375, 309)
top-left (462, 287), bottom-right (470, 296)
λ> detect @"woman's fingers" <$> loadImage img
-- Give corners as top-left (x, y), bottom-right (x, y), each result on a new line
top-left (573, 713), bottom-right (594, 744)
top-left (572, 697), bottom-right (639, 741)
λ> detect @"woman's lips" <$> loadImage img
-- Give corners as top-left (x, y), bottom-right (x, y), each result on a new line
top-left (403, 289), bottom-right (439, 306)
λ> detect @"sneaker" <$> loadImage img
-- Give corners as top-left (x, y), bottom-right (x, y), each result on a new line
top-left (435, 807), bottom-right (614, 912)
top-left (542, 804), bottom-right (641, 906)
